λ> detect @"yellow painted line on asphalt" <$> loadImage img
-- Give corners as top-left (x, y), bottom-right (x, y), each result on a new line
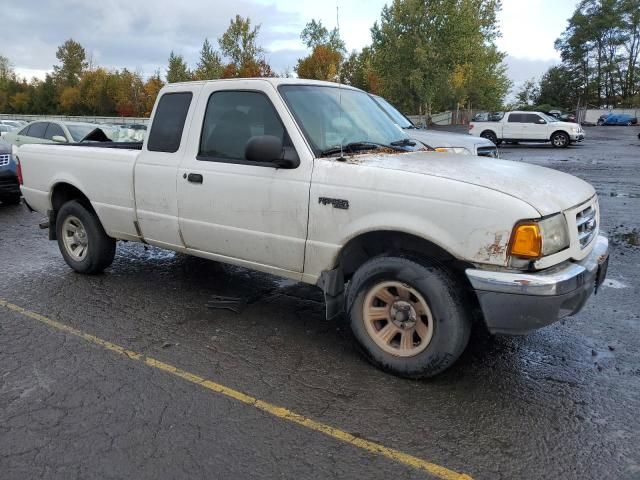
top-left (0, 299), bottom-right (472, 480)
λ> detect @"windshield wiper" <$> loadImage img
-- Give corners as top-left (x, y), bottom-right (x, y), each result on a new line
top-left (319, 141), bottom-right (405, 157)
top-left (390, 138), bottom-right (416, 146)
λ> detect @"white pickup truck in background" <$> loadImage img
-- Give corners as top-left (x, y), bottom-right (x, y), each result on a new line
top-left (469, 111), bottom-right (585, 147)
top-left (17, 79), bottom-right (608, 378)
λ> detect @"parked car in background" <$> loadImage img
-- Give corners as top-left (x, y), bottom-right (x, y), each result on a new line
top-left (0, 124), bottom-right (16, 137)
top-left (0, 120), bottom-right (27, 129)
top-left (371, 95), bottom-right (499, 157)
top-left (0, 139), bottom-right (21, 205)
top-left (469, 111), bottom-right (585, 148)
top-left (601, 114), bottom-right (638, 126)
top-left (2, 121), bottom-right (102, 146)
top-left (559, 113), bottom-right (577, 123)
top-left (472, 111), bottom-right (505, 122)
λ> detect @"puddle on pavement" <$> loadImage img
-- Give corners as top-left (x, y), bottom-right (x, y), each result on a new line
top-left (610, 229), bottom-right (640, 247)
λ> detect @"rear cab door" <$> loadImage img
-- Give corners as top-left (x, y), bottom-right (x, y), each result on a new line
top-left (176, 79), bottom-right (313, 279)
top-left (502, 113), bottom-right (523, 139)
top-left (133, 85), bottom-right (200, 249)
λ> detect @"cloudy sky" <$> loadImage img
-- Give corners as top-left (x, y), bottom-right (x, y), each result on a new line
top-left (2, 0), bottom-right (578, 90)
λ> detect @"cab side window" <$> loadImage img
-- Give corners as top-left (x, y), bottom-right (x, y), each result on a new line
top-left (523, 114), bottom-right (543, 124)
top-left (147, 92), bottom-right (193, 153)
top-left (199, 90), bottom-right (287, 162)
top-left (507, 114), bottom-right (523, 123)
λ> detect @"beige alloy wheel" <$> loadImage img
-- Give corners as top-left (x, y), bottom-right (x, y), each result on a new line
top-left (362, 281), bottom-right (434, 357)
top-left (61, 215), bottom-right (89, 261)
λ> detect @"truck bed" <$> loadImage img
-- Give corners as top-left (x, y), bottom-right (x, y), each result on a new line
top-left (18, 143), bottom-right (141, 241)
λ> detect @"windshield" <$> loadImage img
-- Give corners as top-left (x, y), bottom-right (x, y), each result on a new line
top-left (371, 96), bottom-right (414, 129)
top-left (279, 85), bottom-right (409, 155)
top-left (67, 124), bottom-right (98, 142)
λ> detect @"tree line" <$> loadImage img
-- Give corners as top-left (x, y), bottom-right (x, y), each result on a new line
top-left (516, 0), bottom-right (640, 111)
top-left (1, 1), bottom-right (510, 118)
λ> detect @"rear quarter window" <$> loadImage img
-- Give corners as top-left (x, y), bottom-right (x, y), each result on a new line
top-left (147, 92), bottom-right (193, 153)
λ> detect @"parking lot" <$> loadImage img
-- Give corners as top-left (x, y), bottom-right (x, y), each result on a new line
top-left (1, 126), bottom-right (639, 479)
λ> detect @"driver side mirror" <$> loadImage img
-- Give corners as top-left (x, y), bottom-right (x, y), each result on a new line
top-left (51, 135), bottom-right (68, 143)
top-left (537, 119), bottom-right (546, 124)
top-left (245, 135), bottom-right (299, 169)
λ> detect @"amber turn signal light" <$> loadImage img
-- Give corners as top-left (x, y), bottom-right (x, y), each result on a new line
top-left (510, 223), bottom-right (542, 258)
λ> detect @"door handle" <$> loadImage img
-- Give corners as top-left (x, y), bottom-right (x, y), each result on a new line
top-left (187, 173), bottom-right (203, 184)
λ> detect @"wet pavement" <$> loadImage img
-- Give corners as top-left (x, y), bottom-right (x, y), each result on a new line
top-left (1, 125), bottom-right (639, 479)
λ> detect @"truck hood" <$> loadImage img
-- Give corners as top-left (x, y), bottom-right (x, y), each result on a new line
top-left (550, 121), bottom-right (581, 130)
top-left (351, 151), bottom-right (595, 216)
top-left (407, 129), bottom-right (492, 150)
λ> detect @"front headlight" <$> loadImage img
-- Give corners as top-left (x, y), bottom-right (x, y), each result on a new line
top-left (509, 214), bottom-right (570, 259)
top-left (539, 214), bottom-right (570, 255)
top-left (434, 147), bottom-right (472, 155)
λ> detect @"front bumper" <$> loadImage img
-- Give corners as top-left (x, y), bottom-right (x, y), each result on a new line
top-left (570, 133), bottom-right (585, 142)
top-left (466, 235), bottom-right (609, 335)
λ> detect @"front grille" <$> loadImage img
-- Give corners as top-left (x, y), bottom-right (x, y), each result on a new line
top-left (0, 154), bottom-right (10, 166)
top-left (476, 146), bottom-right (498, 158)
top-left (576, 204), bottom-right (597, 248)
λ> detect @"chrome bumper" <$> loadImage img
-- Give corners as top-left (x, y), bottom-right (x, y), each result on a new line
top-left (466, 236), bottom-right (609, 334)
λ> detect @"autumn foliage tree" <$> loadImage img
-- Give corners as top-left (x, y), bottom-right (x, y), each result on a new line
top-left (295, 19), bottom-right (346, 81)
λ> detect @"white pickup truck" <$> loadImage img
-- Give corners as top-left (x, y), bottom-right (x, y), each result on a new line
top-left (17, 79), bottom-right (609, 378)
top-left (469, 111), bottom-right (585, 147)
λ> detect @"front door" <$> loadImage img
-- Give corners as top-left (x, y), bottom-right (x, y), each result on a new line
top-left (177, 84), bottom-right (312, 276)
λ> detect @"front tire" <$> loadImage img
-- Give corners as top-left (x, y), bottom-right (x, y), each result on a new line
top-left (346, 256), bottom-right (471, 378)
top-left (551, 131), bottom-right (570, 148)
top-left (56, 200), bottom-right (116, 274)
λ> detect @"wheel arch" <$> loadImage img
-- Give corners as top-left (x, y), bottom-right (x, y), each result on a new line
top-left (48, 182), bottom-right (101, 240)
top-left (549, 129), bottom-right (570, 141)
top-left (50, 182), bottom-right (96, 215)
top-left (480, 129), bottom-right (497, 138)
top-left (337, 230), bottom-right (466, 280)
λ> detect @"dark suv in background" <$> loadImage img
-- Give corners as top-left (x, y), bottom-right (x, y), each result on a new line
top-left (0, 139), bottom-right (21, 205)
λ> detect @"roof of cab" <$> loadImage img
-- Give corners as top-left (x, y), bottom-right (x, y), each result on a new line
top-left (163, 77), bottom-right (361, 92)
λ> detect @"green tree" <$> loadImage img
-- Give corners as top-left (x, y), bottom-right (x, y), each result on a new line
top-left (300, 19), bottom-right (346, 53)
top-left (537, 65), bottom-right (581, 109)
top-left (295, 19), bottom-right (346, 81)
top-left (53, 39), bottom-right (87, 88)
top-left (370, 0), bottom-right (509, 114)
top-left (30, 74), bottom-right (57, 114)
top-left (218, 15), bottom-right (264, 69)
top-left (340, 48), bottom-right (381, 92)
top-left (515, 79), bottom-right (540, 108)
top-left (555, 0), bottom-right (640, 107)
top-left (194, 38), bottom-right (223, 80)
top-left (166, 51), bottom-right (191, 83)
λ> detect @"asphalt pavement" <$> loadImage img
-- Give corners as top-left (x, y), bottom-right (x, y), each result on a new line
top-left (1, 125), bottom-right (639, 479)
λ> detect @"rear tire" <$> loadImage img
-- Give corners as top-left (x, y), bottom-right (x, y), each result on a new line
top-left (346, 256), bottom-right (471, 378)
top-left (56, 200), bottom-right (116, 274)
top-left (551, 131), bottom-right (570, 148)
top-left (480, 130), bottom-right (498, 146)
